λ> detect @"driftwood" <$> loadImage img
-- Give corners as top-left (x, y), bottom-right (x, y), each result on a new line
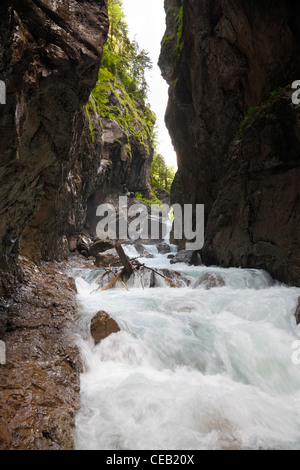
top-left (107, 265), bottom-right (129, 291)
top-left (101, 243), bottom-right (179, 291)
top-left (101, 274), bottom-right (119, 291)
top-left (115, 242), bottom-right (133, 275)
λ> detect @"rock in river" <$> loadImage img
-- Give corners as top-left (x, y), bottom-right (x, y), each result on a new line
top-left (90, 311), bottom-right (120, 345)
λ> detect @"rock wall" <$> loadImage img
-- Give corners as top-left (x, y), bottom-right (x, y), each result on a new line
top-left (159, 0), bottom-right (300, 286)
top-left (0, 257), bottom-right (81, 450)
top-left (0, 0), bottom-right (109, 295)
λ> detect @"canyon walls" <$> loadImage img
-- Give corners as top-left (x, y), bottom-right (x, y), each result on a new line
top-left (0, 0), bottom-right (109, 295)
top-left (159, 0), bottom-right (300, 286)
top-left (0, 0), bottom-right (154, 295)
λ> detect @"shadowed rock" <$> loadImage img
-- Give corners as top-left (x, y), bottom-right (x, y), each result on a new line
top-left (170, 250), bottom-right (202, 266)
top-left (159, 0), bottom-right (300, 286)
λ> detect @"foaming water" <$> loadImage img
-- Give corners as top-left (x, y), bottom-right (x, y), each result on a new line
top-left (72, 244), bottom-right (300, 450)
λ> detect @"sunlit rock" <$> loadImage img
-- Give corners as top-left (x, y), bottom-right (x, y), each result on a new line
top-left (90, 311), bottom-right (120, 345)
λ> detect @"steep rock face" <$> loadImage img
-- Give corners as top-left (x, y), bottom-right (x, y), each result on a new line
top-left (20, 101), bottom-right (154, 260)
top-left (159, 0), bottom-right (300, 285)
top-left (0, 0), bottom-right (109, 295)
top-left (85, 110), bottom-right (154, 237)
top-left (203, 87), bottom-right (300, 286)
top-left (0, 257), bottom-right (81, 450)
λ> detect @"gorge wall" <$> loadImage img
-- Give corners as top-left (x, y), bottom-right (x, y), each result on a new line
top-left (0, 0), bottom-right (154, 296)
top-left (159, 0), bottom-right (300, 286)
top-left (0, 0), bottom-right (109, 295)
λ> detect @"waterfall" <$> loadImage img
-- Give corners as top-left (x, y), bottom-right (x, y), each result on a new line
top-left (71, 245), bottom-right (300, 450)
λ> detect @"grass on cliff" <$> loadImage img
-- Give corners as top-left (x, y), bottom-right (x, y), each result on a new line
top-left (240, 87), bottom-right (283, 132)
top-left (84, 0), bottom-right (156, 155)
top-left (162, 2), bottom-right (184, 56)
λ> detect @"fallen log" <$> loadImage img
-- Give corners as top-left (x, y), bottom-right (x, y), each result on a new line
top-left (100, 244), bottom-right (179, 290)
top-left (107, 265), bottom-right (129, 291)
top-left (101, 274), bottom-right (120, 291)
top-left (115, 242), bottom-right (134, 276)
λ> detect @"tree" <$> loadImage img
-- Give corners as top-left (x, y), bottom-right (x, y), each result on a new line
top-left (151, 153), bottom-right (176, 193)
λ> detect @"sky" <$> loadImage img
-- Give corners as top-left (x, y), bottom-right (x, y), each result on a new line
top-left (122, 0), bottom-right (177, 168)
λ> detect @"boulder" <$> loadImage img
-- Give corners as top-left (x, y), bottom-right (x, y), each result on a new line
top-left (94, 249), bottom-right (121, 268)
top-left (194, 272), bottom-right (226, 290)
top-left (154, 268), bottom-right (191, 288)
top-left (90, 311), bottom-right (120, 345)
top-left (157, 242), bottom-right (171, 254)
top-left (89, 239), bottom-right (115, 257)
top-left (170, 250), bottom-right (202, 266)
top-left (135, 243), bottom-right (154, 259)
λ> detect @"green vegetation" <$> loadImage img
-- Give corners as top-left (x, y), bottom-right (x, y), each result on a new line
top-left (162, 3), bottom-right (184, 55)
top-left (174, 5), bottom-right (184, 55)
top-left (151, 153), bottom-right (176, 194)
top-left (84, 0), bottom-right (176, 204)
top-left (84, 0), bottom-right (156, 154)
top-left (135, 191), bottom-right (162, 208)
top-left (240, 87), bottom-right (283, 131)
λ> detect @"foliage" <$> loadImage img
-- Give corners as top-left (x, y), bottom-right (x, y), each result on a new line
top-left (151, 153), bottom-right (176, 193)
top-left (84, 0), bottom-right (156, 151)
top-left (174, 5), bottom-right (184, 54)
top-left (135, 191), bottom-right (162, 208)
top-left (162, 3), bottom-right (184, 55)
top-left (84, 0), bottom-right (176, 202)
top-left (240, 87), bottom-right (283, 131)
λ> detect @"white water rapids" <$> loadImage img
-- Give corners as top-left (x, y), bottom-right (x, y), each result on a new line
top-left (71, 244), bottom-right (300, 450)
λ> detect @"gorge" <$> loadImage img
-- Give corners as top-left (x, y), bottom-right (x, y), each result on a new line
top-left (0, 0), bottom-right (300, 451)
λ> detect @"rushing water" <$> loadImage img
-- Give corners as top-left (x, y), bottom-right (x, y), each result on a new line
top-left (71, 244), bottom-right (300, 450)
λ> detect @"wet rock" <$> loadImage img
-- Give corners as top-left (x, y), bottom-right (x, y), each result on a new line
top-left (159, 0), bottom-right (300, 286)
top-left (0, 0), bottom-right (109, 290)
top-left (88, 239), bottom-right (115, 257)
top-left (0, 421), bottom-right (12, 450)
top-left (135, 243), bottom-right (154, 259)
top-left (295, 298), bottom-right (300, 325)
top-left (170, 250), bottom-right (202, 266)
top-left (157, 243), bottom-right (171, 254)
top-left (167, 254), bottom-right (175, 259)
top-left (194, 272), bottom-right (226, 290)
top-left (90, 311), bottom-right (120, 345)
top-left (94, 249), bottom-right (121, 268)
top-left (153, 269), bottom-right (191, 288)
top-left (0, 258), bottom-right (82, 450)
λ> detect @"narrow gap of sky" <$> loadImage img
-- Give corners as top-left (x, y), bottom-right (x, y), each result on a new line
top-left (122, 0), bottom-right (177, 168)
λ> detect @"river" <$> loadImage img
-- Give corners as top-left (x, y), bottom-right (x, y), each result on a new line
top-left (70, 244), bottom-right (300, 450)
